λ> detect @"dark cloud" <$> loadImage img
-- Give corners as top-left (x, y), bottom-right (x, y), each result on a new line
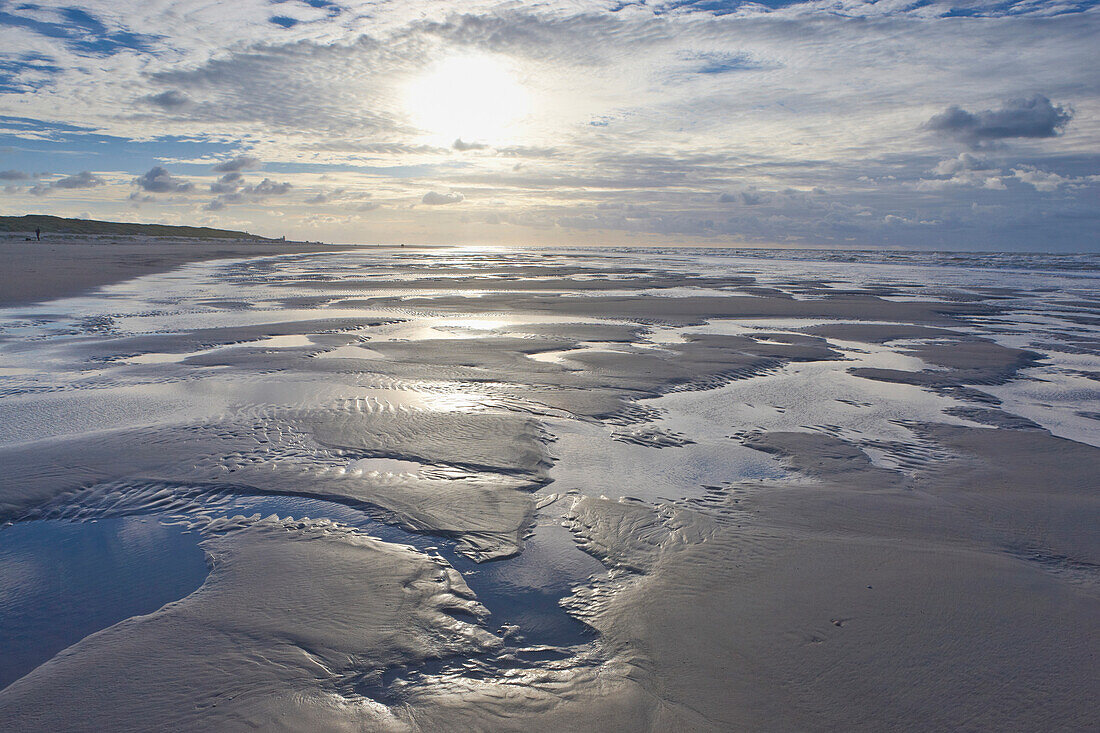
top-left (422, 191), bottom-right (464, 205)
top-left (591, 203), bottom-right (652, 219)
top-left (246, 178), bottom-right (292, 196)
top-left (925, 95), bottom-right (1073, 147)
top-left (719, 189), bottom-right (767, 205)
top-left (142, 89), bottom-right (190, 109)
top-left (210, 171), bottom-right (243, 193)
top-left (17, 170), bottom-right (104, 195)
top-left (212, 155), bottom-right (260, 172)
top-left (496, 145), bottom-right (558, 158)
top-left (52, 171), bottom-right (105, 189)
top-left (204, 177), bottom-right (291, 210)
top-left (134, 166), bottom-right (194, 193)
top-left (453, 138), bottom-right (488, 151)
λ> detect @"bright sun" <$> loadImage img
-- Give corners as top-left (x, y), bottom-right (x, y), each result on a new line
top-left (405, 54), bottom-right (531, 144)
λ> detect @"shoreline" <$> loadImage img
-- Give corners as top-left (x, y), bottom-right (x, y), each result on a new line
top-left (0, 236), bottom-right (369, 308)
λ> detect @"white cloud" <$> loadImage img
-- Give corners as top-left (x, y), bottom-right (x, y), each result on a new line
top-left (1012, 166), bottom-right (1100, 192)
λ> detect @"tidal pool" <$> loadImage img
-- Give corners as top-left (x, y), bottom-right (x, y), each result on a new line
top-left (0, 516), bottom-right (208, 689)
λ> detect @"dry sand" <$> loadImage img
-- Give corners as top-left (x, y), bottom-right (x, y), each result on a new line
top-left (0, 235), bottom-right (360, 307)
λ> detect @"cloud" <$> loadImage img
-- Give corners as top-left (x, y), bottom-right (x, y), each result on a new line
top-left (453, 138), bottom-right (487, 151)
top-left (920, 153), bottom-right (1005, 189)
top-left (675, 50), bottom-right (765, 75)
top-left (1011, 166), bottom-right (1100, 192)
top-left (307, 187), bottom-right (371, 204)
top-left (210, 171), bottom-right (243, 193)
top-left (16, 170), bottom-right (104, 195)
top-left (134, 166), bottom-right (194, 193)
top-left (496, 145), bottom-right (558, 159)
top-left (719, 189), bottom-right (767, 205)
top-left (421, 191), bottom-right (464, 205)
top-left (246, 178), bottom-right (292, 196)
top-left (1013, 167), bottom-right (1067, 192)
top-left (141, 89), bottom-right (190, 109)
top-left (925, 95), bottom-right (1073, 147)
top-left (52, 171), bottom-right (105, 189)
top-left (212, 155), bottom-right (261, 173)
top-left (0, 5), bottom-right (156, 58)
top-left (932, 153), bottom-right (991, 176)
top-left (204, 176), bottom-right (292, 210)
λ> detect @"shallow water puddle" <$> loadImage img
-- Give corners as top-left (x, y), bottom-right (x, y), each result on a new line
top-left (247, 333), bottom-right (317, 349)
top-left (0, 516), bottom-right (209, 689)
top-left (0, 490), bottom-right (597, 694)
top-left (198, 493), bottom-right (598, 648)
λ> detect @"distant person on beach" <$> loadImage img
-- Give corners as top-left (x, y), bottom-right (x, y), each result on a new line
top-left (34, 227), bottom-right (40, 241)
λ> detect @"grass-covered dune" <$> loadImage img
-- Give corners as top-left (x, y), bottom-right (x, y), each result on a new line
top-left (0, 215), bottom-right (269, 240)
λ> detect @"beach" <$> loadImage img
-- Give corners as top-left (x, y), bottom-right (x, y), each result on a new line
top-left (0, 235), bottom-right (359, 307)
top-left (0, 245), bottom-right (1097, 731)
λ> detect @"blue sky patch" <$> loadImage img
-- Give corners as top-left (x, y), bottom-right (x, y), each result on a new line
top-left (0, 119), bottom-right (237, 176)
top-left (678, 51), bottom-right (764, 74)
top-left (0, 3), bottom-right (157, 56)
top-left (0, 55), bottom-right (62, 93)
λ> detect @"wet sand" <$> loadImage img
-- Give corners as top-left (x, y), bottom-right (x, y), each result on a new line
top-left (0, 246), bottom-right (1097, 730)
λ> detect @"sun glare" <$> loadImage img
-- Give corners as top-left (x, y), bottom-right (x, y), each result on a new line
top-left (404, 54), bottom-right (531, 144)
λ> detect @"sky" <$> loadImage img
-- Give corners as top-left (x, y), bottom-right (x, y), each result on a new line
top-left (0, 0), bottom-right (1097, 250)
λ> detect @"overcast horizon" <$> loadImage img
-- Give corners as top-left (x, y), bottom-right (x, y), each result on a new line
top-left (1, 1), bottom-right (1097, 250)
